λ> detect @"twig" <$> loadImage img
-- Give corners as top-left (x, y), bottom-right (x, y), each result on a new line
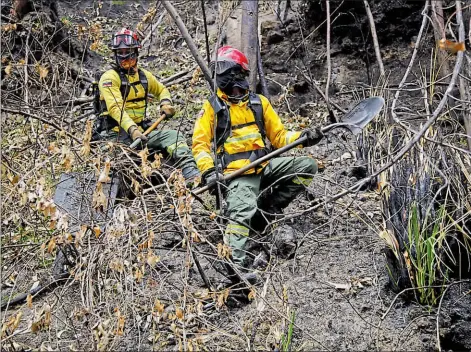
top-left (391, 0), bottom-right (430, 122)
top-left (456, 0), bottom-right (471, 151)
top-left (201, 0), bottom-right (211, 65)
top-left (1, 107), bottom-right (81, 143)
top-left (363, 0), bottom-right (385, 78)
top-left (141, 11), bottom-right (165, 48)
top-left (160, 65), bottom-right (197, 85)
top-left (324, 0), bottom-right (336, 123)
top-left (279, 40), bottom-right (464, 224)
top-left (161, 0), bottom-right (214, 88)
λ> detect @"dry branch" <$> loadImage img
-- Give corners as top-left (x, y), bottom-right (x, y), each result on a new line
top-left (1, 107), bottom-right (81, 143)
top-left (161, 0), bottom-right (214, 88)
top-left (391, 0), bottom-right (430, 123)
top-left (363, 0), bottom-right (385, 78)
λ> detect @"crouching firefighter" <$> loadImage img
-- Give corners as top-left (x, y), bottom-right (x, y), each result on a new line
top-left (192, 46), bottom-right (324, 279)
top-left (92, 28), bottom-right (200, 186)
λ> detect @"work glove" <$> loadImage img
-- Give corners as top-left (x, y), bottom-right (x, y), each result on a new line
top-left (160, 100), bottom-right (176, 120)
top-left (202, 168), bottom-right (224, 194)
top-left (128, 125), bottom-right (148, 143)
top-left (300, 128), bottom-right (324, 147)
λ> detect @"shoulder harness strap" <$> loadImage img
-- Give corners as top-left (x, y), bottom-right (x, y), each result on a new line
top-left (208, 94), bottom-right (230, 149)
top-left (115, 68), bottom-right (149, 105)
top-left (248, 92), bottom-right (266, 141)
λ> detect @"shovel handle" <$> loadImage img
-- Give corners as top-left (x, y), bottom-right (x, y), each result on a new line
top-left (193, 136), bottom-right (308, 195)
top-left (129, 113), bottom-right (166, 149)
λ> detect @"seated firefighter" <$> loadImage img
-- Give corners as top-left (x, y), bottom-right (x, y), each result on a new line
top-left (94, 28), bottom-right (200, 185)
top-left (192, 46), bottom-right (324, 276)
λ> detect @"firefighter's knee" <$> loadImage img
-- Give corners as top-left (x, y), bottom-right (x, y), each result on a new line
top-left (297, 156), bottom-right (318, 175)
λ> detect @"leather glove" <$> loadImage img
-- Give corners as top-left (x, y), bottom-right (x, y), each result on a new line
top-left (160, 100), bottom-right (176, 120)
top-left (300, 128), bottom-right (324, 147)
top-left (128, 125), bottom-right (148, 143)
top-left (202, 168), bottom-right (224, 194)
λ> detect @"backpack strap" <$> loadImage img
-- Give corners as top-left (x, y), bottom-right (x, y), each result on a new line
top-left (137, 69), bottom-right (149, 119)
top-left (115, 68), bottom-right (148, 105)
top-left (208, 94), bottom-right (230, 149)
top-left (248, 93), bottom-right (266, 142)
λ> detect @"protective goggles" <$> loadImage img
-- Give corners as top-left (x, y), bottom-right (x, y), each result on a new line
top-left (112, 34), bottom-right (139, 48)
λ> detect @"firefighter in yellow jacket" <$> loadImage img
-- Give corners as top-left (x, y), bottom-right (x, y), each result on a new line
top-left (192, 46), bottom-right (323, 278)
top-left (96, 28), bottom-right (200, 184)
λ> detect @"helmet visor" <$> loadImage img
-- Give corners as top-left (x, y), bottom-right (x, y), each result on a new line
top-left (112, 34), bottom-right (139, 48)
top-left (210, 60), bottom-right (247, 76)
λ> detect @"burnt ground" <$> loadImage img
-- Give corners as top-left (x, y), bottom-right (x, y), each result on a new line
top-left (2, 0), bottom-right (471, 351)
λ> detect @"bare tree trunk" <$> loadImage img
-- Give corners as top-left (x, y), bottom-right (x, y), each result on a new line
top-left (241, 0), bottom-right (259, 91)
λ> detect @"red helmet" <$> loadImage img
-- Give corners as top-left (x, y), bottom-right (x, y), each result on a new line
top-left (111, 28), bottom-right (141, 50)
top-left (210, 46), bottom-right (250, 75)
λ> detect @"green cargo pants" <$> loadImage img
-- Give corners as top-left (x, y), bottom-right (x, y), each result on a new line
top-left (223, 156), bottom-right (318, 268)
top-left (99, 127), bottom-right (198, 175)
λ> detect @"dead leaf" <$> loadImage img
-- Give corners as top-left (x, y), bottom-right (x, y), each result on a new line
top-left (216, 288), bottom-right (229, 308)
top-left (175, 307), bottom-right (183, 321)
top-left (4, 63), bottom-right (12, 76)
top-left (154, 300), bottom-right (164, 315)
top-left (248, 288), bottom-right (256, 301)
top-left (379, 229), bottom-right (400, 258)
top-left (97, 158), bottom-right (111, 183)
top-left (47, 237), bottom-right (56, 254)
top-left (217, 242), bottom-right (232, 260)
top-left (36, 64), bottom-right (48, 79)
top-left (134, 267), bottom-right (143, 283)
top-left (27, 293), bottom-right (33, 308)
top-left (146, 253), bottom-right (160, 267)
top-left (93, 226), bottom-right (101, 238)
top-left (115, 308), bottom-right (125, 336)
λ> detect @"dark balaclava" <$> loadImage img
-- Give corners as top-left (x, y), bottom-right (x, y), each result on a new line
top-left (216, 67), bottom-right (249, 103)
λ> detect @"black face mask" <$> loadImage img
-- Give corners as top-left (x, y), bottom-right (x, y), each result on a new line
top-left (216, 70), bottom-right (249, 95)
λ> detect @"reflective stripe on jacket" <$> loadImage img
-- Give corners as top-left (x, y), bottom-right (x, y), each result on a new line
top-left (192, 89), bottom-right (302, 175)
top-left (99, 67), bottom-right (172, 132)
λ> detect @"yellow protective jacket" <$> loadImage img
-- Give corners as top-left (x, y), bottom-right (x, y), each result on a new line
top-left (192, 89), bottom-right (302, 175)
top-left (99, 67), bottom-right (172, 132)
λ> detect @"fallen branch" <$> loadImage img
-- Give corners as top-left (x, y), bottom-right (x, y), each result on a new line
top-left (1, 107), bottom-right (81, 143)
top-left (161, 0), bottom-right (214, 88)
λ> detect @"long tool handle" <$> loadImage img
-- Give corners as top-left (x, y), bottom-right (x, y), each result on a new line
top-left (193, 136), bottom-right (308, 195)
top-left (129, 114), bottom-right (166, 149)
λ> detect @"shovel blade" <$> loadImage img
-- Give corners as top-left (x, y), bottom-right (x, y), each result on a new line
top-left (341, 96), bottom-right (385, 135)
